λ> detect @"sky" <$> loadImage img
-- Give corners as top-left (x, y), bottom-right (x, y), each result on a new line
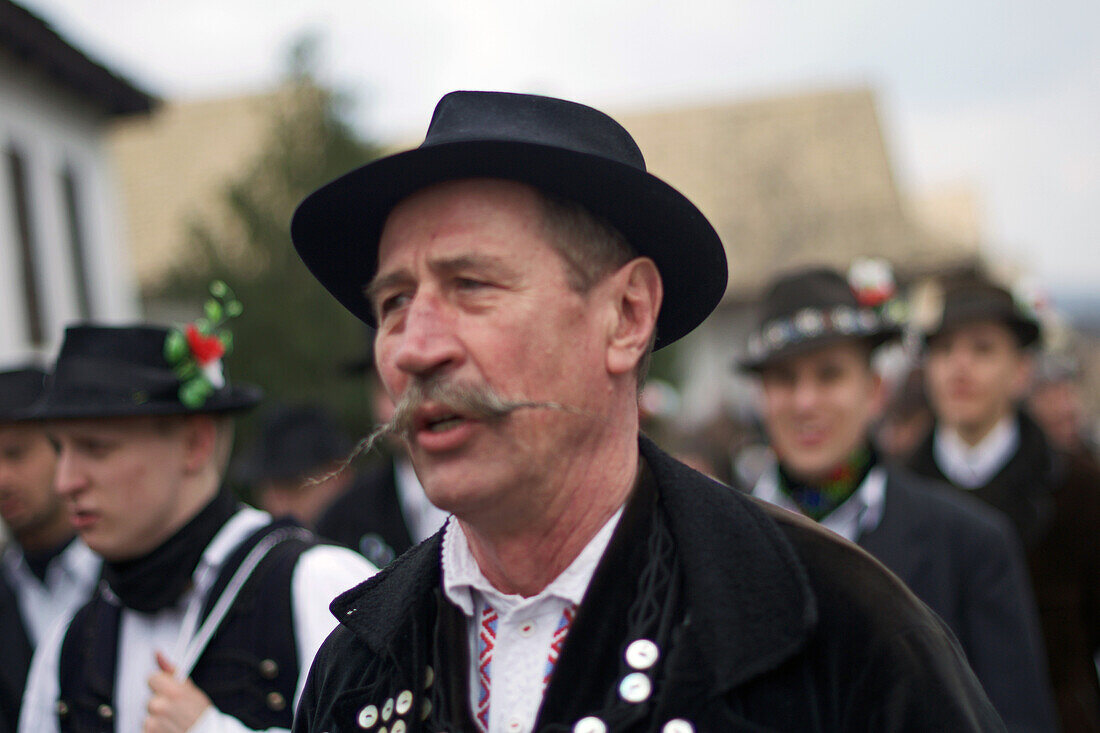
top-left (18, 0), bottom-right (1100, 294)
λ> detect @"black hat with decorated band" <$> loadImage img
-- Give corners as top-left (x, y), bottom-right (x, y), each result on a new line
top-left (922, 276), bottom-right (1041, 349)
top-left (0, 367), bottom-right (48, 422)
top-left (291, 90), bottom-right (728, 350)
top-left (31, 325), bottom-right (261, 420)
top-left (738, 264), bottom-right (904, 372)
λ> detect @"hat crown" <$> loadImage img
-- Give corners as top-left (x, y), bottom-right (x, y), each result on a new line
top-left (0, 367), bottom-right (47, 419)
top-left (929, 277), bottom-right (1041, 347)
top-left (423, 91), bottom-right (646, 171)
top-left (759, 268), bottom-right (857, 326)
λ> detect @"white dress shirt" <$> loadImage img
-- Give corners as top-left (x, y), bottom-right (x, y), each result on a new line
top-left (442, 507), bottom-right (624, 733)
top-left (395, 458), bottom-right (451, 543)
top-left (1, 537), bottom-right (100, 645)
top-left (933, 416), bottom-right (1019, 489)
top-left (752, 463), bottom-right (887, 543)
top-left (19, 506), bottom-right (375, 733)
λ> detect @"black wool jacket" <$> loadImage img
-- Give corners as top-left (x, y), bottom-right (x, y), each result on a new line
top-left (294, 438), bottom-right (1003, 732)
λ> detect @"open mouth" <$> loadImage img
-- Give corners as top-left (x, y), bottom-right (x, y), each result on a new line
top-left (426, 415), bottom-right (464, 432)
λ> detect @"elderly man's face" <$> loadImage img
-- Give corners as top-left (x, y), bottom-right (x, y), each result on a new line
top-left (369, 179), bottom-right (613, 519)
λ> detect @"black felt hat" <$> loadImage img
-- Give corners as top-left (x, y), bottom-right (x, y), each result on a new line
top-left (292, 90), bottom-right (728, 350)
top-left (235, 405), bottom-right (352, 484)
top-left (739, 267), bottom-right (903, 372)
top-left (0, 367), bottom-right (47, 422)
top-left (31, 325), bottom-right (261, 420)
top-left (923, 277), bottom-right (1040, 348)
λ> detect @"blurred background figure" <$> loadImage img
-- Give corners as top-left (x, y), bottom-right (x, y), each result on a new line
top-left (311, 331), bottom-right (449, 567)
top-left (875, 366), bottom-right (934, 463)
top-left (1028, 351), bottom-right (1098, 468)
top-left (908, 275), bottom-right (1100, 732)
top-left (741, 265), bottom-right (1055, 730)
top-left (236, 404), bottom-right (355, 528)
top-left (0, 367), bottom-right (99, 733)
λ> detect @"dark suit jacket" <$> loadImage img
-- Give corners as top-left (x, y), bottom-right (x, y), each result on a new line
top-left (0, 568), bottom-right (33, 733)
top-left (295, 438), bottom-right (1003, 732)
top-left (860, 467), bottom-right (1056, 731)
top-left (314, 458), bottom-right (415, 567)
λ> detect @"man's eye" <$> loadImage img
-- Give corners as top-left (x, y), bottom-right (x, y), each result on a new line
top-left (378, 292), bottom-right (411, 315)
top-left (455, 277), bottom-right (488, 290)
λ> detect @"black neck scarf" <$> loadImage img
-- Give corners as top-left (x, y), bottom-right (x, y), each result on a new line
top-left (101, 488), bottom-right (238, 614)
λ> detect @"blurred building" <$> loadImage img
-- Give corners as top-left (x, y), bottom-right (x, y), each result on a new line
top-left (0, 0), bottom-right (154, 364)
top-left (614, 88), bottom-right (984, 422)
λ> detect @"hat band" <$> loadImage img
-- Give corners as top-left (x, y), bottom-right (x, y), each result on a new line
top-left (747, 305), bottom-right (900, 363)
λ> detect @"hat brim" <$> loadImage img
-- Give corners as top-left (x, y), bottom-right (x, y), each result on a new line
top-left (292, 139), bottom-right (728, 350)
top-left (29, 383), bottom-right (262, 421)
top-left (738, 328), bottom-right (902, 374)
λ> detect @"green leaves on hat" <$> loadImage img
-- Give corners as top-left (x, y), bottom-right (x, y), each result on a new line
top-left (164, 281), bottom-right (244, 409)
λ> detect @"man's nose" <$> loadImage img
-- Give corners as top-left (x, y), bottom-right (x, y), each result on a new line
top-left (54, 449), bottom-right (85, 497)
top-left (392, 293), bottom-right (464, 378)
top-left (791, 378), bottom-right (821, 412)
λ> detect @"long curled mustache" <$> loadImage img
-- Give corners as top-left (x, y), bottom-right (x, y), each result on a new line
top-left (307, 378), bottom-right (579, 486)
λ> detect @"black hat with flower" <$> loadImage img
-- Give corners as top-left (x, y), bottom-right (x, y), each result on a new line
top-left (737, 260), bottom-right (906, 372)
top-left (31, 282), bottom-right (261, 419)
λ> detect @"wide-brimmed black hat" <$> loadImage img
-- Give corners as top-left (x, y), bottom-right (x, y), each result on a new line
top-left (291, 90), bottom-right (728, 350)
top-left (0, 367), bottom-right (47, 422)
top-left (922, 277), bottom-right (1040, 348)
top-left (31, 325), bottom-right (261, 420)
top-left (738, 267), bottom-right (903, 372)
top-left (235, 405), bottom-right (352, 484)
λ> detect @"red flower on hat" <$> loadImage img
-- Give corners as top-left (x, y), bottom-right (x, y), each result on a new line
top-left (185, 323), bottom-right (226, 366)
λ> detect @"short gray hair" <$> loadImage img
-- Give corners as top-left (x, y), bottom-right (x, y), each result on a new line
top-left (536, 192), bottom-right (657, 387)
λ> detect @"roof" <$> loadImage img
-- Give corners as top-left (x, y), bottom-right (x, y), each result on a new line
top-left (0, 0), bottom-right (156, 116)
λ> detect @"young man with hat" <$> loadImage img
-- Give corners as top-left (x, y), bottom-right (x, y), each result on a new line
top-left (743, 266), bottom-right (1055, 731)
top-left (0, 367), bottom-right (100, 733)
top-left (290, 90), bottom-right (1002, 732)
top-left (907, 276), bottom-right (1100, 731)
top-left (18, 324), bottom-right (375, 733)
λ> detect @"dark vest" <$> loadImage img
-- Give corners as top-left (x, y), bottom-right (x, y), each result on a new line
top-left (56, 521), bottom-right (313, 733)
top-left (0, 570), bottom-right (33, 733)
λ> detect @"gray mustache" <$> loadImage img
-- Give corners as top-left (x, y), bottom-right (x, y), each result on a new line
top-left (306, 380), bottom-right (577, 486)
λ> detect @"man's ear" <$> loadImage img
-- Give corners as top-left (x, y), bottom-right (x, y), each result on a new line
top-left (1010, 350), bottom-right (1035, 401)
top-left (182, 415), bottom-right (218, 475)
top-left (606, 258), bottom-right (663, 376)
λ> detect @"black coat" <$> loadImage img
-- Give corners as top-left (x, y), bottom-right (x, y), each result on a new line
top-left (295, 438), bottom-right (1002, 732)
top-left (859, 467), bottom-right (1056, 731)
top-left (0, 571), bottom-right (33, 733)
top-left (908, 412), bottom-right (1100, 732)
top-left (315, 458), bottom-right (415, 567)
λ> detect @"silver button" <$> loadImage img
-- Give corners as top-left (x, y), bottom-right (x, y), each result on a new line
top-left (266, 692), bottom-right (287, 711)
top-left (259, 658), bottom-right (279, 679)
top-left (424, 666), bottom-right (434, 688)
top-left (391, 721), bottom-right (406, 733)
top-left (573, 717), bottom-right (608, 733)
top-left (507, 717), bottom-right (524, 732)
top-left (518, 620), bottom-right (536, 637)
top-left (663, 720), bottom-right (694, 733)
top-left (421, 698), bottom-right (432, 720)
top-left (395, 690), bottom-right (413, 715)
top-left (358, 704), bottom-right (379, 728)
top-left (625, 639), bottom-right (659, 670)
top-left (97, 704), bottom-right (114, 720)
top-left (56, 700), bottom-right (70, 717)
top-left (618, 672), bottom-right (652, 703)
top-left (381, 697), bottom-right (394, 721)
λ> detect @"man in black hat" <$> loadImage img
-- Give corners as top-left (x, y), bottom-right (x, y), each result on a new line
top-left (743, 266), bottom-right (1055, 731)
top-left (0, 367), bottom-right (100, 733)
top-left (291, 90), bottom-right (1001, 732)
top-left (907, 276), bottom-right (1100, 731)
top-left (18, 325), bottom-right (374, 733)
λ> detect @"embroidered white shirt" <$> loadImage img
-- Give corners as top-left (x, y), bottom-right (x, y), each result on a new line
top-left (934, 416), bottom-right (1020, 489)
top-left (395, 458), bottom-right (450, 543)
top-left (0, 538), bottom-right (100, 644)
top-left (19, 506), bottom-right (376, 733)
top-left (752, 463), bottom-right (888, 543)
top-left (442, 507), bottom-right (624, 733)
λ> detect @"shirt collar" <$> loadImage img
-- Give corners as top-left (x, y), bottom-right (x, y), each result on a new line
top-left (1, 536), bottom-right (100, 584)
top-left (752, 461), bottom-right (887, 542)
top-left (441, 504), bottom-right (625, 617)
top-left (934, 415), bottom-right (1019, 488)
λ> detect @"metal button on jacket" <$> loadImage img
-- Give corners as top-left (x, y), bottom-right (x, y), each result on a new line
top-left (618, 672), bottom-right (652, 703)
top-left (391, 721), bottom-right (406, 733)
top-left (96, 704), bottom-right (113, 720)
top-left (573, 716), bottom-right (608, 733)
top-left (625, 639), bottom-right (659, 670)
top-left (259, 658), bottom-right (279, 679)
top-left (424, 665), bottom-right (434, 688)
top-left (266, 691), bottom-right (287, 711)
top-left (358, 704), bottom-right (379, 728)
top-left (382, 697), bottom-right (394, 721)
top-left (662, 719), bottom-right (695, 733)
